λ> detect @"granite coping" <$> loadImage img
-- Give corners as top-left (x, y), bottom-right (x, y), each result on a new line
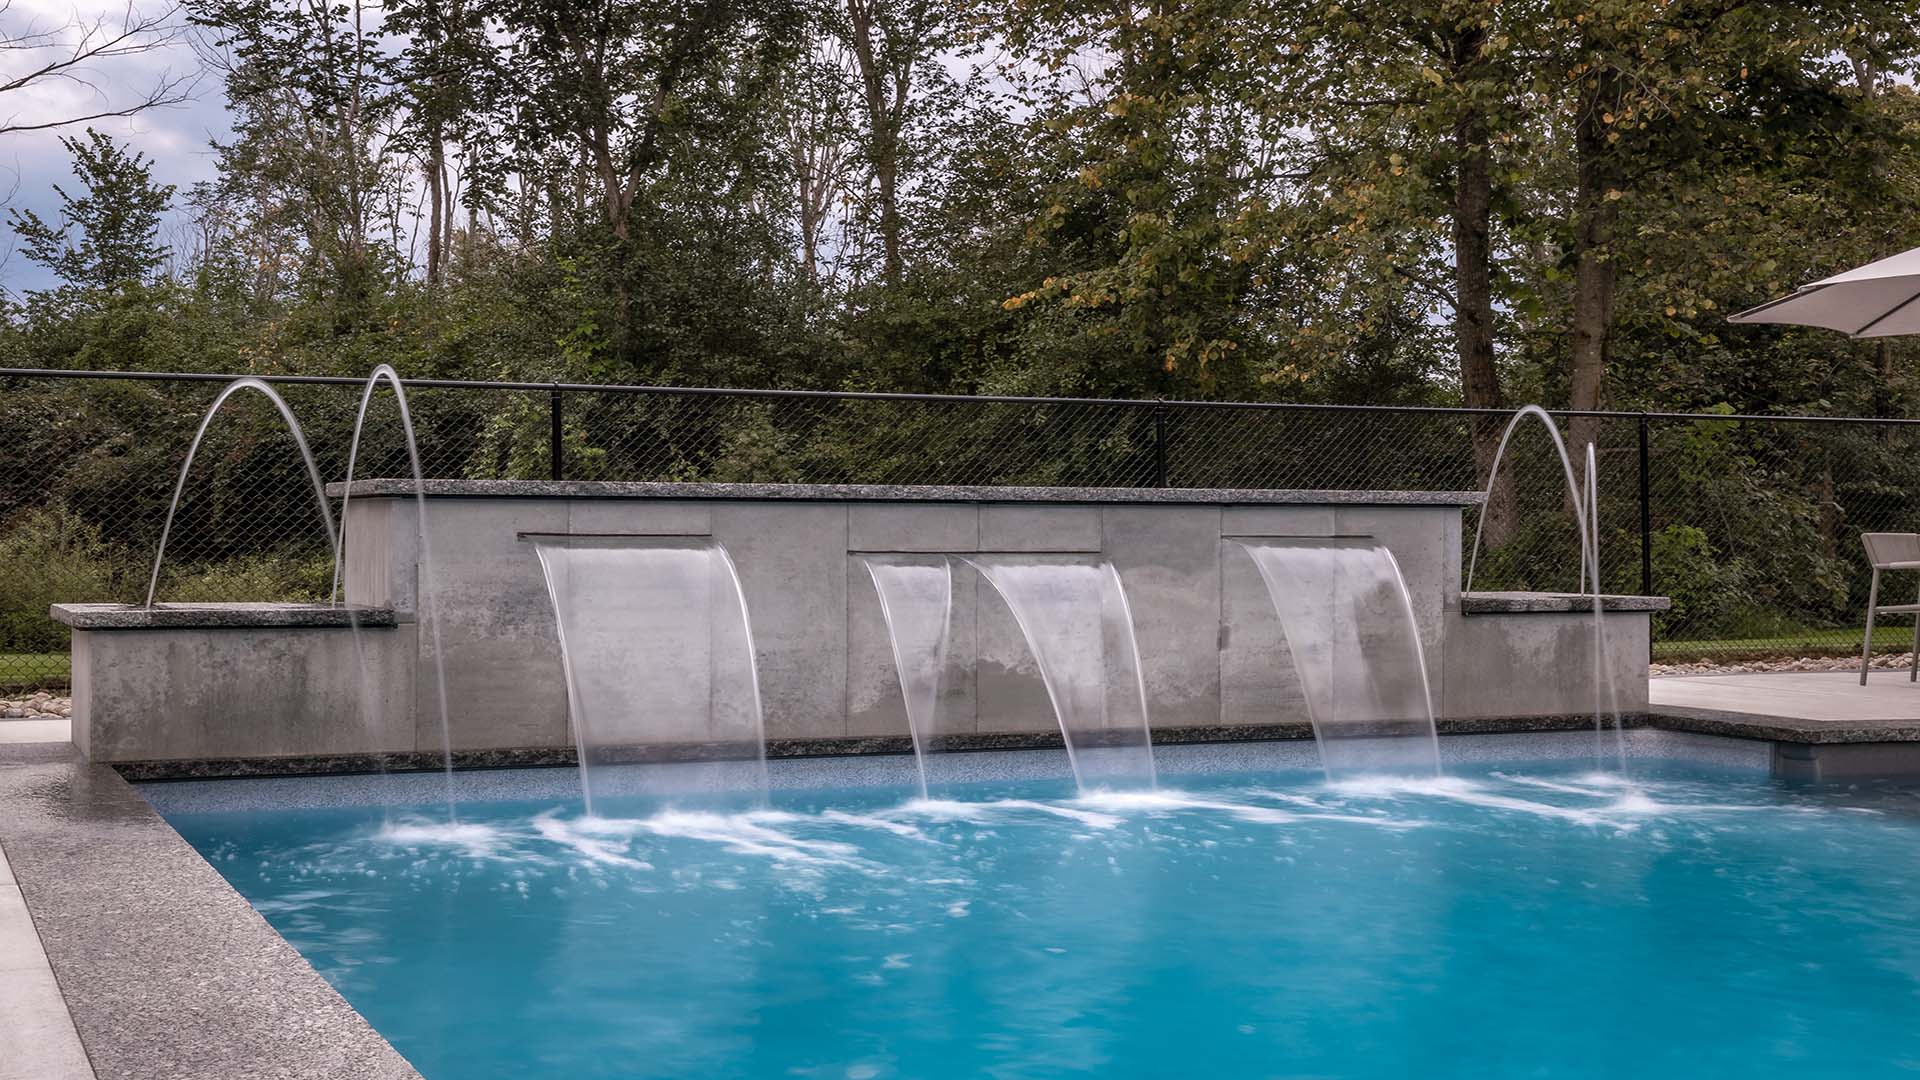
top-left (1648, 705), bottom-right (1920, 745)
top-left (50, 602), bottom-right (397, 630)
top-left (1460, 591), bottom-right (1672, 614)
top-left (0, 742), bottom-right (421, 1079)
top-left (327, 478), bottom-right (1487, 506)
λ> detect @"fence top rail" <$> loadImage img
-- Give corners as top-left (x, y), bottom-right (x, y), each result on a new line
top-left (2, 366), bottom-right (1915, 427)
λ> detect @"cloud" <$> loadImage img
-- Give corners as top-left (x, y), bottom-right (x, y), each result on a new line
top-left (0, 0), bottom-right (229, 293)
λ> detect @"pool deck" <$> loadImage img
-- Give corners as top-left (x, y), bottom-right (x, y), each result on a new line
top-left (0, 734), bottom-right (420, 1080)
top-left (1648, 671), bottom-right (1920, 780)
top-left (1651, 672), bottom-right (1920, 734)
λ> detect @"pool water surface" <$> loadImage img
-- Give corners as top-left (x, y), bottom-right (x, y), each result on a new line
top-left (154, 753), bottom-right (1920, 1079)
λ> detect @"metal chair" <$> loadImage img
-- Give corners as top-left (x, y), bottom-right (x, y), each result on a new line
top-left (1860, 533), bottom-right (1920, 684)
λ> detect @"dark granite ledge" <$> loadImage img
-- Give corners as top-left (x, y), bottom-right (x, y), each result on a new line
top-left (51, 602), bottom-right (396, 630)
top-left (116, 715), bottom-right (1659, 780)
top-left (1649, 705), bottom-right (1920, 745)
top-left (0, 743), bottom-right (420, 1080)
top-left (1461, 591), bottom-right (1671, 614)
top-left (329, 477), bottom-right (1486, 507)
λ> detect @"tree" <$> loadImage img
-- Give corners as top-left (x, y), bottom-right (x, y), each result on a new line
top-left (833, 0), bottom-right (948, 285)
top-left (188, 0), bottom-right (406, 305)
top-left (1299, 0), bottom-right (1533, 536)
top-left (10, 127), bottom-right (174, 289)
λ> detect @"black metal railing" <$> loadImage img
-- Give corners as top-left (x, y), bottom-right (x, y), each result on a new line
top-left (2, 365), bottom-right (1915, 688)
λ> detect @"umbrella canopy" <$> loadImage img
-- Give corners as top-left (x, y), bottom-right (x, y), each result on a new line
top-left (1730, 246), bottom-right (1920, 337)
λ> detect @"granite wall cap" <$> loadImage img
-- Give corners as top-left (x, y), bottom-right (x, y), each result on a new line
top-left (1651, 705), bottom-right (1920, 745)
top-left (1460, 591), bottom-right (1671, 614)
top-left (328, 477), bottom-right (1487, 507)
top-left (50, 602), bottom-right (397, 630)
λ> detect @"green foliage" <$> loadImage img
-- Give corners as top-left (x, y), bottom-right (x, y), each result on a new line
top-left (1648, 525), bottom-right (1744, 638)
top-left (155, 550), bottom-right (332, 604)
top-left (0, 505), bottom-right (115, 653)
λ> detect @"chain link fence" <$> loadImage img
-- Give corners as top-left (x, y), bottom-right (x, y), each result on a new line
top-left (2, 367), bottom-right (1916, 689)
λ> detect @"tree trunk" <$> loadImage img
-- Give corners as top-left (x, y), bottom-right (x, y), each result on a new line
top-left (845, 0), bottom-right (904, 284)
top-left (1450, 25), bottom-right (1515, 549)
top-left (425, 135), bottom-right (445, 284)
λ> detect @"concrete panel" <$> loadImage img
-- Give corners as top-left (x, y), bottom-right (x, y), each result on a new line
top-left (566, 499), bottom-right (711, 536)
top-left (68, 635), bottom-right (91, 761)
top-left (1773, 742), bottom-right (1920, 782)
top-left (1102, 505), bottom-right (1224, 729)
top-left (845, 505), bottom-right (978, 739)
top-left (343, 497), bottom-right (418, 616)
top-left (846, 557), bottom-right (978, 738)
top-left (978, 505), bottom-right (1101, 552)
top-left (1333, 506), bottom-right (1457, 685)
top-left (1220, 506), bottom-right (1337, 537)
top-left (77, 625), bottom-right (415, 761)
top-left (848, 503), bottom-right (978, 552)
top-left (971, 569), bottom-right (1057, 734)
top-left (1440, 610), bottom-right (1650, 719)
top-left (419, 499), bottom-right (569, 750)
top-left (713, 502), bottom-right (849, 738)
top-left (1218, 541), bottom-right (1313, 727)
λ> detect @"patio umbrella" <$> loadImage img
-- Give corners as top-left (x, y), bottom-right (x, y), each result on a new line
top-left (1730, 245), bottom-right (1920, 337)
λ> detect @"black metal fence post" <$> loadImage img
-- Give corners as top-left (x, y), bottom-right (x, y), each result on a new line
top-left (1153, 403), bottom-right (1168, 487)
top-left (1638, 414), bottom-right (1652, 597)
top-left (550, 388), bottom-right (564, 481)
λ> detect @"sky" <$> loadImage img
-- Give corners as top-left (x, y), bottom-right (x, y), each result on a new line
top-left (0, 0), bottom-right (229, 293)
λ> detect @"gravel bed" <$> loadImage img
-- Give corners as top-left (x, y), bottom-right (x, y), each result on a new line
top-left (0, 691), bottom-right (71, 719)
top-left (1652, 654), bottom-right (1913, 677)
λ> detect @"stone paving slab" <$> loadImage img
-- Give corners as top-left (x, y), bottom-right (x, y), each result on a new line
top-left (0, 717), bottom-right (70, 744)
top-left (0, 744), bottom-right (419, 1080)
top-left (0, 845), bottom-right (93, 1080)
top-left (1651, 671), bottom-right (1920, 728)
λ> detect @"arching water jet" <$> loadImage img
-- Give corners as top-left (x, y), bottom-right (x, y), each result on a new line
top-left (331, 365), bottom-right (456, 818)
top-left (1464, 405), bottom-right (1620, 765)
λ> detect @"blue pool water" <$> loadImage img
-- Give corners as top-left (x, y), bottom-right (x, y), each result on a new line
top-left (156, 751), bottom-right (1920, 1079)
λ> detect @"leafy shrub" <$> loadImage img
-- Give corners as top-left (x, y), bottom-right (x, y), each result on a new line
top-left (0, 504), bottom-right (117, 653)
top-left (1649, 524), bottom-right (1744, 638)
top-left (157, 549), bottom-right (331, 603)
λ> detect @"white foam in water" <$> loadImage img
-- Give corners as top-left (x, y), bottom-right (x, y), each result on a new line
top-left (376, 819), bottom-right (508, 858)
top-left (892, 797), bottom-right (1124, 830)
top-left (820, 810), bottom-right (929, 839)
top-left (631, 810), bottom-right (868, 867)
top-left (1075, 788), bottom-right (1415, 828)
top-left (1075, 788), bottom-right (1297, 823)
top-left (533, 811), bottom-right (653, 870)
top-left (1328, 775), bottom-right (1617, 827)
top-left (1323, 772), bottom-right (1781, 830)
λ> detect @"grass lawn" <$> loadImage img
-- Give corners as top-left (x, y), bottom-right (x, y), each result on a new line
top-left (1653, 623), bottom-right (1907, 663)
top-left (0, 652), bottom-right (71, 692)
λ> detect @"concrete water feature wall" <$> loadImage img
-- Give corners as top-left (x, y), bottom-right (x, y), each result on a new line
top-left (54, 481), bottom-right (1663, 768)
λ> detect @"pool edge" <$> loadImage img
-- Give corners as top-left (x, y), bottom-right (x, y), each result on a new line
top-left (0, 743), bottom-right (423, 1080)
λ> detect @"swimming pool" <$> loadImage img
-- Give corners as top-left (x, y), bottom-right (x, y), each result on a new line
top-left (150, 737), bottom-right (1920, 1079)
